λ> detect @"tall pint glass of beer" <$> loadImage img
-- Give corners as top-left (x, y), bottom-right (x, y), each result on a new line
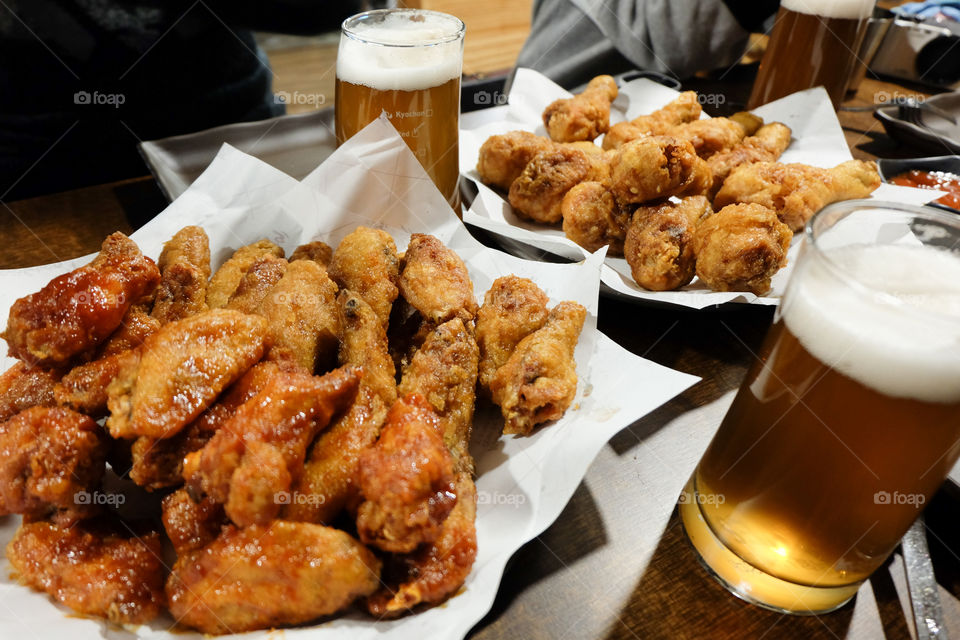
top-left (335, 9), bottom-right (464, 212)
top-left (681, 201), bottom-right (960, 614)
top-left (748, 0), bottom-right (875, 108)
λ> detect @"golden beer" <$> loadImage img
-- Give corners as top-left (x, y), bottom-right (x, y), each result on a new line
top-left (336, 10), bottom-right (464, 213)
top-left (682, 201), bottom-right (960, 613)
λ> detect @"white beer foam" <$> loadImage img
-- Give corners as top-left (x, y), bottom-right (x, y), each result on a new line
top-left (338, 14), bottom-right (462, 92)
top-left (781, 0), bottom-right (874, 20)
top-left (784, 244), bottom-right (960, 403)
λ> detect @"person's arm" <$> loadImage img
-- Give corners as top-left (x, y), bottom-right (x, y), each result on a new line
top-left (204, 1), bottom-right (364, 35)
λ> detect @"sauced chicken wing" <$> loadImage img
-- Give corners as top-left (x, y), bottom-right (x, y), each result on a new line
top-left (543, 75), bottom-right (618, 142)
top-left (624, 196), bottom-right (712, 291)
top-left (668, 117), bottom-right (747, 159)
top-left (206, 238), bottom-right (284, 309)
top-left (166, 521), bottom-right (381, 634)
top-left (602, 91), bottom-right (702, 150)
top-left (151, 225), bottom-right (210, 324)
top-left (290, 240), bottom-right (333, 268)
top-left (707, 122), bottom-right (792, 195)
top-left (609, 136), bottom-right (712, 205)
top-left (508, 146), bottom-right (609, 224)
top-left (162, 488), bottom-right (225, 555)
top-left (98, 304), bottom-right (160, 356)
top-left (224, 254), bottom-right (288, 314)
top-left (105, 309), bottom-right (270, 440)
top-left (328, 226), bottom-right (400, 329)
top-left (476, 130), bottom-right (555, 191)
top-left (2, 232), bottom-right (159, 367)
top-left (399, 234), bottom-right (478, 325)
top-left (490, 301), bottom-right (586, 435)
top-left (55, 349), bottom-right (139, 417)
top-left (561, 181), bottom-right (631, 255)
top-left (714, 159), bottom-right (881, 232)
top-left (693, 203), bottom-right (792, 295)
top-left (0, 361), bottom-right (59, 422)
top-left (7, 519), bottom-right (165, 624)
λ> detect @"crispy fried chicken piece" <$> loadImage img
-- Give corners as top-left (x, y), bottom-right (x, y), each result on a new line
top-left (729, 111), bottom-right (764, 136)
top-left (167, 521), bottom-right (381, 634)
top-left (476, 130), bottom-right (556, 191)
top-left (543, 75), bottom-right (618, 142)
top-left (0, 407), bottom-right (105, 523)
top-left (356, 394), bottom-right (456, 553)
top-left (105, 309), bottom-right (270, 440)
top-left (399, 318), bottom-right (479, 474)
top-left (399, 234), bottom-right (478, 325)
top-left (0, 361), bottom-right (59, 422)
top-left (693, 203), bottom-right (792, 295)
top-left (625, 196), bottom-right (713, 291)
top-left (206, 238), bottom-right (285, 308)
top-left (151, 226), bottom-right (210, 324)
top-left (7, 519), bottom-right (165, 625)
top-left (609, 136), bottom-right (712, 205)
top-left (162, 488), bottom-right (225, 555)
top-left (508, 146), bottom-right (609, 224)
top-left (602, 91), bottom-right (702, 150)
top-left (183, 366), bottom-right (360, 528)
top-left (286, 291), bottom-right (397, 524)
top-left (476, 275), bottom-right (550, 392)
top-left (328, 226), bottom-right (400, 329)
top-left (367, 471), bottom-right (477, 617)
top-left (669, 117), bottom-right (747, 159)
top-left (290, 240), bottom-right (333, 268)
top-left (225, 254), bottom-right (288, 314)
top-left (55, 349), bottom-right (139, 417)
top-left (714, 159), bottom-right (881, 232)
top-left (707, 122), bottom-right (792, 195)
top-left (98, 304), bottom-right (160, 356)
top-left (257, 259), bottom-right (340, 373)
top-left (2, 232), bottom-right (160, 367)
top-left (490, 301), bottom-right (586, 435)
top-left (561, 181), bottom-right (631, 255)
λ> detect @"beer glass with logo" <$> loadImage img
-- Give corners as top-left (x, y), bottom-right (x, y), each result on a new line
top-left (748, 0), bottom-right (875, 108)
top-left (680, 200), bottom-right (960, 613)
top-left (335, 9), bottom-right (465, 213)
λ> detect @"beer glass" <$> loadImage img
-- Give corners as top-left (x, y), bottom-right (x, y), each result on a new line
top-left (335, 9), bottom-right (465, 213)
top-left (748, 0), bottom-right (875, 108)
top-left (680, 201), bottom-right (960, 614)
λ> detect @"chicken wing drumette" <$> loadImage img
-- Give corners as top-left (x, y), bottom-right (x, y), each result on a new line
top-left (476, 130), bottom-right (555, 191)
top-left (624, 195), bottom-right (712, 291)
top-left (509, 146), bottom-right (609, 224)
top-left (609, 136), bottom-right (712, 205)
top-left (602, 91), bottom-right (702, 150)
top-left (542, 75), bottom-right (618, 142)
top-left (561, 181), bottom-right (632, 255)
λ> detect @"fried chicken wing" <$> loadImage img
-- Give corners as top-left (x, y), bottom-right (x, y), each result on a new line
top-left (2, 232), bottom-right (160, 367)
top-left (476, 275), bottom-right (550, 391)
top-left (166, 521), bottom-right (381, 634)
top-left (151, 225), bottom-right (210, 324)
top-left (105, 309), bottom-right (270, 440)
top-left (508, 146), bottom-right (609, 224)
top-left (609, 136), bottom-right (712, 205)
top-left (356, 394), bottom-right (456, 553)
top-left (98, 304), bottom-right (160, 356)
top-left (561, 181), bottom-right (631, 255)
top-left (602, 91), bottom-right (702, 150)
top-left (399, 234), bottom-right (478, 325)
top-left (669, 117), bottom-right (747, 159)
top-left (7, 519), bottom-right (165, 624)
top-left (55, 348), bottom-right (139, 417)
top-left (224, 254), bottom-right (288, 314)
top-left (624, 196), bottom-right (712, 291)
top-left (162, 488), bottom-right (225, 555)
top-left (715, 159), bottom-right (881, 231)
top-left (476, 130), bottom-right (555, 191)
top-left (206, 238), bottom-right (284, 309)
top-left (729, 111), bottom-right (764, 136)
top-left (543, 75), bottom-right (618, 142)
top-left (290, 240), bottom-right (333, 268)
top-left (0, 406), bottom-right (105, 523)
top-left (0, 361), bottom-right (59, 422)
top-left (707, 122), bottom-right (792, 194)
top-left (490, 301), bottom-right (586, 435)
top-left (693, 203), bottom-right (792, 295)
top-left (328, 226), bottom-right (400, 328)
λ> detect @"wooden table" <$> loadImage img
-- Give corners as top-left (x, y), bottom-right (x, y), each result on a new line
top-left (1, 76), bottom-right (957, 640)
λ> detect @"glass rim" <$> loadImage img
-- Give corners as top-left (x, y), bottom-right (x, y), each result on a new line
top-left (341, 9), bottom-right (465, 48)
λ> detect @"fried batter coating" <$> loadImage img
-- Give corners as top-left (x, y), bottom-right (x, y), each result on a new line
top-left (328, 226), bottom-right (400, 329)
top-left (7, 519), bottom-right (165, 625)
top-left (707, 122), bottom-right (792, 194)
top-left (98, 304), bottom-right (160, 356)
top-left (0, 407), bottom-right (105, 523)
top-left (258, 259), bottom-right (340, 373)
top-left (290, 240), bottom-right (333, 268)
top-left (669, 117), bottom-right (747, 159)
top-left (399, 318), bottom-right (479, 473)
top-left (693, 203), bottom-right (792, 295)
top-left (206, 238), bottom-right (284, 309)
top-left (399, 234), bottom-right (478, 325)
top-left (356, 394), bottom-right (456, 553)
top-left (561, 181), bottom-right (631, 255)
top-left (166, 521), bottom-right (381, 634)
top-left (105, 309), bottom-right (270, 440)
top-left (476, 130), bottom-right (555, 191)
top-left (508, 146), bottom-right (609, 224)
top-left (543, 75), bottom-right (618, 142)
top-left (2, 232), bottom-right (160, 367)
top-left (490, 301), bottom-right (586, 435)
top-left (609, 135), bottom-right (712, 205)
top-left (151, 226), bottom-right (210, 324)
top-left (476, 275), bottom-right (550, 393)
top-left (714, 159), bottom-right (881, 232)
top-left (729, 111), bottom-right (764, 136)
top-left (367, 472), bottom-right (477, 617)
top-left (225, 254), bottom-right (288, 314)
top-left (624, 196), bottom-right (712, 291)
top-left (0, 361), bottom-right (59, 422)
top-left (183, 366), bottom-right (360, 528)
top-left (602, 90), bottom-right (702, 150)
top-left (162, 488), bottom-right (225, 555)
top-left (55, 349), bottom-right (139, 417)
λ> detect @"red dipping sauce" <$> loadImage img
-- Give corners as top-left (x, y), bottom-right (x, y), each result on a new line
top-left (890, 169), bottom-right (960, 210)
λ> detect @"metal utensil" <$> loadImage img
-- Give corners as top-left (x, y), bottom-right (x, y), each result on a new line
top-left (902, 517), bottom-right (950, 639)
top-left (841, 97), bottom-right (957, 124)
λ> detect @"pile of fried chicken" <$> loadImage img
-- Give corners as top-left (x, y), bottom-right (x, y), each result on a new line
top-left (477, 75), bottom-right (882, 295)
top-left (0, 225), bottom-right (586, 634)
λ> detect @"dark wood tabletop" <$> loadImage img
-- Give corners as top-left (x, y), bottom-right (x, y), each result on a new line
top-left (1, 74), bottom-right (957, 640)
